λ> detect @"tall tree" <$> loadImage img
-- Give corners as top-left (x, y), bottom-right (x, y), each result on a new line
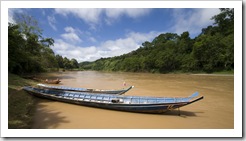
top-left (8, 23), bottom-right (26, 74)
top-left (63, 57), bottom-right (72, 69)
top-left (8, 14), bottom-right (58, 74)
top-left (56, 55), bottom-right (64, 68)
top-left (211, 8), bottom-right (234, 36)
top-left (71, 58), bottom-right (79, 68)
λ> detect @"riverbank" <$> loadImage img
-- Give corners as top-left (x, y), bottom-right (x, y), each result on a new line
top-left (8, 73), bottom-right (38, 128)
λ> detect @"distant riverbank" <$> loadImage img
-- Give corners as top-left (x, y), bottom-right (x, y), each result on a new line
top-left (191, 73), bottom-right (233, 77)
top-left (190, 70), bottom-right (234, 76)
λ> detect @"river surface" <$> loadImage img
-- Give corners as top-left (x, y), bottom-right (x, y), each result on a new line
top-left (31, 71), bottom-right (234, 129)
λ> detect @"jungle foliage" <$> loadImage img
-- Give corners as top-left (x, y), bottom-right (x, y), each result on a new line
top-left (8, 14), bottom-right (79, 75)
top-left (79, 9), bottom-right (234, 73)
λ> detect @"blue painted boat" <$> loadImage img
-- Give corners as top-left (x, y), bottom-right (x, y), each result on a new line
top-left (23, 86), bottom-right (203, 114)
top-left (37, 83), bottom-right (134, 95)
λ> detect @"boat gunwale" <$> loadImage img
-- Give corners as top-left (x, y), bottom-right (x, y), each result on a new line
top-left (23, 86), bottom-right (202, 106)
top-left (37, 83), bottom-right (134, 95)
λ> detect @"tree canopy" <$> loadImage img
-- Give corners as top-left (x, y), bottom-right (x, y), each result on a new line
top-left (8, 14), bottom-right (79, 75)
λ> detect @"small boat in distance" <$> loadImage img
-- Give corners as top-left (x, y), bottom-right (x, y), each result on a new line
top-left (37, 83), bottom-right (134, 95)
top-left (23, 86), bottom-right (203, 114)
top-left (43, 78), bottom-right (61, 84)
top-left (23, 76), bottom-right (61, 84)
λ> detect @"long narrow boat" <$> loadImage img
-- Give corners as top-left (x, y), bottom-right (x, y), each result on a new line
top-left (31, 78), bottom-right (61, 84)
top-left (23, 86), bottom-right (203, 114)
top-left (37, 84), bottom-right (134, 95)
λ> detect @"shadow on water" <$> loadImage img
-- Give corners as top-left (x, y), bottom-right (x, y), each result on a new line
top-left (163, 110), bottom-right (204, 118)
top-left (123, 109), bottom-right (203, 118)
top-left (32, 98), bottom-right (70, 129)
top-left (47, 75), bottom-right (75, 80)
top-left (33, 98), bottom-right (203, 124)
top-left (59, 75), bottom-right (75, 80)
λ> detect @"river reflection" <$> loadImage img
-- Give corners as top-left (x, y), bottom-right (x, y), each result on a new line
top-left (32, 71), bottom-right (234, 129)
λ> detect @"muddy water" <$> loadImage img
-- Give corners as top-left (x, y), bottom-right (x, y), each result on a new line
top-left (32, 71), bottom-right (234, 129)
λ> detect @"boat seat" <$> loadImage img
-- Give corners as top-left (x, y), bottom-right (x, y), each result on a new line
top-left (111, 98), bottom-right (123, 103)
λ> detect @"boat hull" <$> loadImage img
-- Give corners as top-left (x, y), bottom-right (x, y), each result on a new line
top-left (23, 86), bottom-right (203, 114)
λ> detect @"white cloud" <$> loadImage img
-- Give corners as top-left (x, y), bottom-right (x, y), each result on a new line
top-left (61, 26), bottom-right (82, 43)
top-left (105, 8), bottom-right (151, 19)
top-left (199, 9), bottom-right (220, 24)
top-left (55, 8), bottom-right (103, 29)
top-left (55, 8), bottom-right (152, 28)
top-left (47, 15), bottom-right (57, 31)
top-left (64, 26), bottom-right (76, 33)
top-left (98, 31), bottom-right (161, 58)
top-left (52, 39), bottom-right (98, 61)
top-left (8, 8), bottom-right (24, 24)
top-left (126, 31), bottom-right (158, 43)
top-left (104, 8), bottom-right (151, 25)
top-left (52, 31), bottom-right (160, 62)
top-left (8, 9), bottom-right (15, 23)
top-left (171, 8), bottom-right (220, 37)
top-left (88, 37), bottom-right (97, 43)
top-left (41, 9), bottom-right (46, 16)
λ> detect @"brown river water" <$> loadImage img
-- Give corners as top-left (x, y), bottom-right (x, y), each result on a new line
top-left (31, 71), bottom-right (234, 129)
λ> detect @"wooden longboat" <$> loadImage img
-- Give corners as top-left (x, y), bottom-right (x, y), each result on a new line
top-left (32, 78), bottom-right (61, 84)
top-left (37, 83), bottom-right (134, 95)
top-left (44, 79), bottom-right (61, 84)
top-left (23, 86), bottom-right (203, 114)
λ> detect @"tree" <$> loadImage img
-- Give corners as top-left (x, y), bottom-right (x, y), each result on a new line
top-left (152, 33), bottom-right (179, 46)
top-left (141, 41), bottom-right (152, 49)
top-left (211, 8), bottom-right (234, 70)
top-left (211, 8), bottom-right (234, 36)
top-left (40, 47), bottom-right (58, 68)
top-left (193, 34), bottom-right (225, 72)
top-left (40, 38), bottom-right (54, 48)
top-left (56, 55), bottom-right (64, 68)
top-left (63, 57), bottom-right (72, 69)
top-left (8, 14), bottom-right (58, 74)
top-left (8, 23), bottom-right (26, 74)
top-left (71, 58), bottom-right (79, 68)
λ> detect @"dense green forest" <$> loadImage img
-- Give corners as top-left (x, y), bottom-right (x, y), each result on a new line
top-left (8, 14), bottom-right (79, 75)
top-left (80, 8), bottom-right (234, 73)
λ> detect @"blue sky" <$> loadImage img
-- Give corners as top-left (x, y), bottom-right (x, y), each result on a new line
top-left (8, 8), bottom-right (220, 62)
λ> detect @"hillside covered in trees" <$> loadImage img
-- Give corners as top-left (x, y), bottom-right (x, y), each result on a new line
top-left (80, 8), bottom-right (234, 73)
top-left (8, 14), bottom-right (79, 75)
